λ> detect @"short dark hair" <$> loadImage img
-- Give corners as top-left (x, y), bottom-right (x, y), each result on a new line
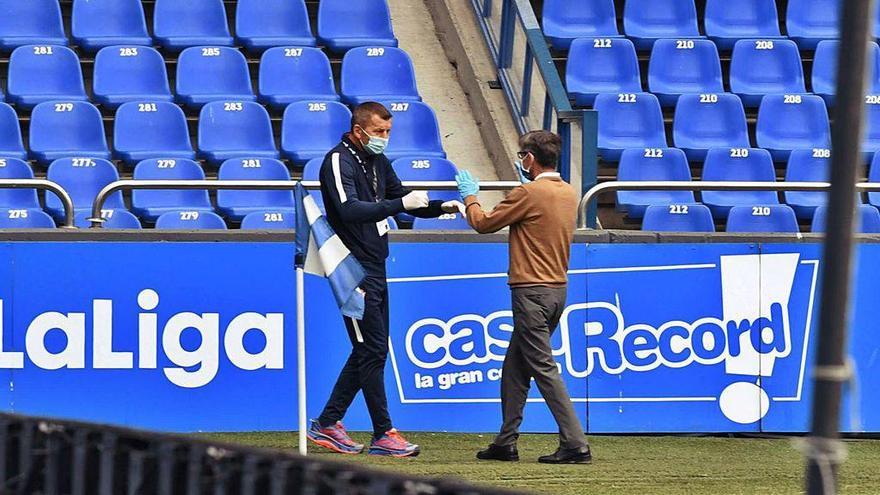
top-left (351, 101), bottom-right (392, 129)
top-left (518, 130), bottom-right (561, 169)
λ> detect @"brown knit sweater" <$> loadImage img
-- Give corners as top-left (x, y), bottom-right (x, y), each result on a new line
top-left (463, 174), bottom-right (578, 287)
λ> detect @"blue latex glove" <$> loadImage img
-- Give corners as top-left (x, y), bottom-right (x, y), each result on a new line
top-left (455, 170), bottom-right (480, 198)
top-left (515, 160), bottom-right (532, 184)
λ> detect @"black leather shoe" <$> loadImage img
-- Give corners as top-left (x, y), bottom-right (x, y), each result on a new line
top-left (476, 443), bottom-right (519, 461)
top-left (538, 446), bottom-right (592, 464)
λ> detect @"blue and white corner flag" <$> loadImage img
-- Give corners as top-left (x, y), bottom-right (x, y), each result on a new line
top-left (295, 183), bottom-right (366, 319)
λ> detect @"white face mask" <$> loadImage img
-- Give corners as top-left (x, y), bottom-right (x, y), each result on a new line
top-left (515, 159), bottom-right (533, 184)
top-left (357, 126), bottom-right (389, 155)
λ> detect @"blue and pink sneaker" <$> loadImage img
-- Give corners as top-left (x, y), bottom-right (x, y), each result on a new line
top-left (368, 428), bottom-right (420, 457)
top-left (306, 419), bottom-right (364, 454)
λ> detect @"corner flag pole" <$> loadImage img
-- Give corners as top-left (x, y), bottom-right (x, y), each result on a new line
top-left (296, 266), bottom-right (307, 456)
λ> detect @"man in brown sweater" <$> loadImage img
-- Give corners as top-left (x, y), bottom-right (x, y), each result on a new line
top-left (455, 130), bottom-right (591, 464)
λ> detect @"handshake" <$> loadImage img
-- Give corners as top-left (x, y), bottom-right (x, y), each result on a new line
top-left (401, 190), bottom-right (465, 214)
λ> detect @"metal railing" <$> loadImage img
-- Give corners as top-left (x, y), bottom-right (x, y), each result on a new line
top-left (0, 179), bottom-right (75, 228)
top-left (576, 181), bottom-right (880, 229)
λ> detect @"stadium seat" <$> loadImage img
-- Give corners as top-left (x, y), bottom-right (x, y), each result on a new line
top-left (541, 0), bottom-right (619, 51)
top-left (672, 93), bottom-right (749, 161)
top-left (785, 148), bottom-right (831, 219)
top-left (131, 158), bottom-right (212, 221)
top-left (317, 0), bottom-right (397, 53)
top-left (93, 46), bottom-right (173, 108)
top-left (341, 47), bottom-right (421, 105)
top-left (198, 101), bottom-right (280, 166)
top-left (258, 47), bottom-right (339, 109)
top-left (114, 101), bottom-right (196, 166)
top-left (812, 205), bottom-right (880, 233)
top-left (176, 47), bottom-right (256, 108)
top-left (412, 212), bottom-right (471, 230)
top-left (281, 101), bottom-right (351, 165)
top-left (616, 147), bottom-right (695, 218)
top-left (701, 147), bottom-right (779, 218)
top-left (594, 92), bottom-right (666, 161)
top-left (155, 210), bottom-right (228, 230)
top-left (726, 205), bottom-right (800, 232)
top-left (153, 0), bottom-right (233, 51)
top-left (7, 45), bottom-right (87, 109)
top-left (0, 158), bottom-right (39, 210)
top-left (566, 37), bottom-right (640, 107)
top-left (812, 41), bottom-right (880, 107)
top-left (45, 157), bottom-right (124, 219)
top-left (730, 39), bottom-right (806, 107)
top-left (74, 209), bottom-right (141, 229)
top-left (235, 0), bottom-right (315, 52)
top-left (869, 154), bottom-right (880, 208)
top-left (0, 0), bottom-right (67, 51)
top-left (787, 0), bottom-right (840, 50)
top-left (379, 101), bottom-right (446, 160)
top-left (302, 157), bottom-right (326, 213)
top-left (623, 0), bottom-right (701, 50)
top-left (755, 94), bottom-right (831, 160)
top-left (0, 209), bottom-right (55, 229)
top-left (391, 157), bottom-right (458, 181)
top-left (240, 210), bottom-right (296, 230)
top-left (29, 101), bottom-right (111, 165)
top-left (216, 158), bottom-right (296, 220)
top-left (71, 0), bottom-right (152, 52)
top-left (642, 204), bottom-right (715, 232)
top-left (864, 101), bottom-right (880, 162)
top-left (704, 0), bottom-right (782, 50)
top-left (648, 39), bottom-right (723, 107)
top-left (0, 103), bottom-right (27, 159)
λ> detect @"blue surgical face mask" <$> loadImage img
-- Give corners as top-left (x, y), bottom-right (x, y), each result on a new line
top-left (357, 126), bottom-right (389, 155)
top-left (515, 159), bottom-right (533, 183)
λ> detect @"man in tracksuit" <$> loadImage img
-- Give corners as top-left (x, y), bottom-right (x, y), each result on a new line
top-left (306, 102), bottom-right (462, 457)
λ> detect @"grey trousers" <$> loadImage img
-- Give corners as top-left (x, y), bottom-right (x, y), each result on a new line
top-left (494, 286), bottom-right (589, 450)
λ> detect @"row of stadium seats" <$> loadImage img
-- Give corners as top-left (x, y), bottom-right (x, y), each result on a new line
top-left (2, 44), bottom-right (420, 110)
top-left (642, 204), bottom-right (880, 233)
top-left (567, 38), bottom-right (875, 108)
top-left (0, 0), bottom-right (396, 53)
top-left (0, 99), bottom-right (445, 167)
top-left (542, 0), bottom-right (871, 50)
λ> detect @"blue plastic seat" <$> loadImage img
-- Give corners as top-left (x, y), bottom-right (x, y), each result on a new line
top-left (93, 46), bottom-right (173, 108)
top-left (302, 157), bottom-right (326, 213)
top-left (869, 153), bottom-right (880, 208)
top-left (701, 147), bottom-right (779, 218)
top-left (616, 147), bottom-right (695, 218)
top-left (317, 0), bottom-right (397, 53)
top-left (0, 0), bottom-right (67, 51)
top-left (71, 0), bottom-right (151, 52)
top-left (235, 0), bottom-right (315, 53)
top-left (541, 0), bottom-right (619, 51)
top-left (114, 101), bottom-right (196, 166)
top-left (727, 205), bottom-right (799, 232)
top-left (756, 94), bottom-right (831, 160)
top-left (812, 205), bottom-right (880, 233)
top-left (341, 47), bottom-right (420, 105)
top-left (240, 210), bottom-right (296, 230)
top-left (216, 158), bottom-right (295, 220)
top-left (281, 101), bottom-right (351, 166)
top-left (864, 101), bottom-right (880, 162)
top-left (673, 93), bottom-right (749, 161)
top-left (648, 39), bottom-right (724, 107)
top-left (391, 157), bottom-right (458, 181)
top-left (730, 39), bottom-right (805, 107)
top-left (0, 158), bottom-right (38, 210)
top-left (30, 101), bottom-right (111, 165)
top-left (379, 101), bottom-right (446, 161)
top-left (787, 0), bottom-right (840, 50)
top-left (812, 41), bottom-right (880, 107)
top-left (594, 92), bottom-right (667, 161)
top-left (412, 213), bottom-right (471, 230)
top-left (198, 101), bottom-right (280, 166)
top-left (258, 47), bottom-right (339, 109)
top-left (176, 47), bottom-right (256, 108)
top-left (0, 209), bottom-right (55, 228)
top-left (566, 38), bottom-right (640, 107)
top-left (623, 0), bottom-right (701, 50)
top-left (45, 157), bottom-right (124, 218)
top-left (153, 0), bottom-right (233, 51)
top-left (704, 0), bottom-right (782, 50)
top-left (131, 158), bottom-right (212, 221)
top-left (74, 209), bottom-right (141, 229)
top-left (642, 204), bottom-right (715, 232)
top-left (7, 45), bottom-right (87, 109)
top-left (0, 103), bottom-right (27, 159)
top-left (785, 148), bottom-right (831, 219)
top-left (156, 210), bottom-right (228, 230)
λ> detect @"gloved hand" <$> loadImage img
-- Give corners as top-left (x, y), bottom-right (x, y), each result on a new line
top-left (515, 160), bottom-right (532, 184)
top-left (455, 170), bottom-right (480, 199)
top-left (402, 190), bottom-right (429, 210)
top-left (441, 200), bottom-right (465, 215)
